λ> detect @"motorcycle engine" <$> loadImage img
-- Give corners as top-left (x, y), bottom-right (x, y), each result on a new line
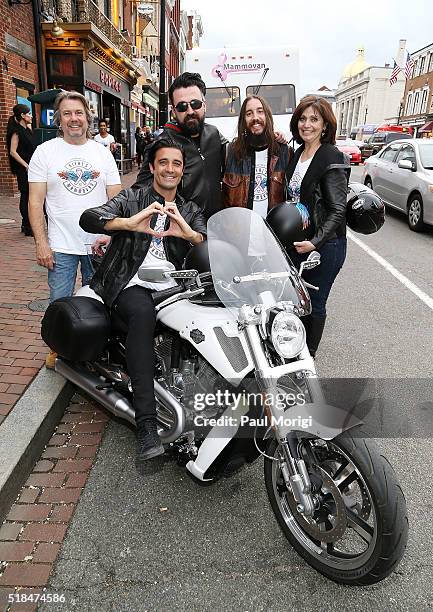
top-left (154, 333), bottom-right (231, 435)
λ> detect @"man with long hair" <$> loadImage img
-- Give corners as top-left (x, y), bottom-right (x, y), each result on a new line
top-left (222, 95), bottom-right (292, 216)
top-left (28, 91), bottom-right (121, 369)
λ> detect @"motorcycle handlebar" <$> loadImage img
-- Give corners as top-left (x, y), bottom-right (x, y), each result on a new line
top-left (152, 285), bottom-right (184, 305)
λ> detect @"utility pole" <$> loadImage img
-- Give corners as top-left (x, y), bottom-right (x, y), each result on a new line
top-left (158, 0), bottom-right (168, 126)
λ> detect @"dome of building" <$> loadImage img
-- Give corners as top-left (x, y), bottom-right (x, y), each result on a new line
top-left (340, 47), bottom-right (371, 82)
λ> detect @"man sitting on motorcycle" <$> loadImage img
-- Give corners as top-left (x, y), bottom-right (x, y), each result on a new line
top-left (79, 139), bottom-right (207, 461)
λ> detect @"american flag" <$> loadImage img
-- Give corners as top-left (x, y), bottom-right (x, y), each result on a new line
top-left (389, 60), bottom-right (401, 86)
top-left (404, 52), bottom-right (415, 79)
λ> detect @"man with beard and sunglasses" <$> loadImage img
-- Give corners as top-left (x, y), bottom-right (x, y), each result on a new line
top-left (222, 95), bottom-right (293, 216)
top-left (134, 72), bottom-right (227, 220)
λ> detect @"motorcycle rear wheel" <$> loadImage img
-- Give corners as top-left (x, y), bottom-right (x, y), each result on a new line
top-left (264, 433), bottom-right (408, 585)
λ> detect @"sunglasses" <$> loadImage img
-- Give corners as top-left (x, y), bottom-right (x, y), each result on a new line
top-left (174, 99), bottom-right (204, 113)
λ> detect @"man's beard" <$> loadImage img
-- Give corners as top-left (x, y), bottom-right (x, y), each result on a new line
top-left (181, 114), bottom-right (205, 137)
top-left (245, 129), bottom-right (268, 148)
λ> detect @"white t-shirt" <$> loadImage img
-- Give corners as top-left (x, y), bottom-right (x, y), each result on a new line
top-left (288, 156), bottom-right (313, 201)
top-left (28, 138), bottom-right (120, 255)
top-left (253, 148), bottom-right (268, 219)
top-left (94, 133), bottom-right (115, 148)
top-left (126, 212), bottom-right (177, 292)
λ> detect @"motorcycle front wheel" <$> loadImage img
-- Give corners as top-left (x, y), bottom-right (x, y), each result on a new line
top-left (264, 433), bottom-right (408, 585)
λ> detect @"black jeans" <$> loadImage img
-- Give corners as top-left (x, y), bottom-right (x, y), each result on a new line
top-left (288, 237), bottom-right (347, 317)
top-left (16, 167), bottom-right (30, 230)
top-left (114, 285), bottom-right (157, 427)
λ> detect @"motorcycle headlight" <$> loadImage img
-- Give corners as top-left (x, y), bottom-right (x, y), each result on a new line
top-left (271, 312), bottom-right (306, 359)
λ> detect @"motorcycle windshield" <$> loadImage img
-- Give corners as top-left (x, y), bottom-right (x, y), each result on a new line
top-left (207, 208), bottom-right (310, 314)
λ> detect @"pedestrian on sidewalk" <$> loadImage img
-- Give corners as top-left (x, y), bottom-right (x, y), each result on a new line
top-left (135, 126), bottom-right (145, 167)
top-left (28, 90), bottom-right (122, 369)
top-left (144, 126), bottom-right (154, 146)
top-left (6, 103), bottom-right (36, 236)
top-left (94, 119), bottom-right (117, 155)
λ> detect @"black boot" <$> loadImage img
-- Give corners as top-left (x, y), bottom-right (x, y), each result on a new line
top-left (307, 316), bottom-right (327, 358)
top-left (136, 418), bottom-right (164, 461)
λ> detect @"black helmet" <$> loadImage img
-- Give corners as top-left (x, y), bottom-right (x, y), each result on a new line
top-left (346, 183), bottom-right (385, 235)
top-left (184, 240), bottom-right (211, 273)
top-left (266, 202), bottom-right (312, 250)
top-left (184, 239), bottom-right (247, 276)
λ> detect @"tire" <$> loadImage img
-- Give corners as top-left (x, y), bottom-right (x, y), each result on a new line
top-left (364, 177), bottom-right (373, 189)
top-left (264, 433), bottom-right (408, 585)
top-left (407, 193), bottom-right (425, 232)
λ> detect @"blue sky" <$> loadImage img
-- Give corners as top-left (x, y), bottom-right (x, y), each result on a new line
top-left (182, 0), bottom-right (431, 97)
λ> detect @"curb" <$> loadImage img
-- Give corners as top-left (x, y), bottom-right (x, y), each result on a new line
top-left (0, 368), bottom-right (74, 524)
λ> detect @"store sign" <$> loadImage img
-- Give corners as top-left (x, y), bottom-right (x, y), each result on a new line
top-left (85, 59), bottom-right (130, 100)
top-left (137, 3), bottom-right (154, 16)
top-left (100, 70), bottom-right (121, 93)
top-left (85, 79), bottom-right (102, 94)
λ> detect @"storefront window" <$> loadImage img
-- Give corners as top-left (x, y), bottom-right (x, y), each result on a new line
top-left (46, 52), bottom-right (83, 90)
top-left (120, 104), bottom-right (130, 159)
top-left (85, 89), bottom-right (100, 135)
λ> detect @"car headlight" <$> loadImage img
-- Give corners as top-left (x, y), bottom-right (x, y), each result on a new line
top-left (271, 312), bottom-right (306, 359)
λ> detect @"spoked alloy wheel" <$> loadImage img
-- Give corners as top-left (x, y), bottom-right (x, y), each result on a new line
top-left (264, 433), bottom-right (408, 584)
top-left (407, 194), bottom-right (424, 231)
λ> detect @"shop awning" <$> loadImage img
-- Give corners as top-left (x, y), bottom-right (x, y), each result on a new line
top-left (131, 101), bottom-right (146, 113)
top-left (419, 121), bottom-right (433, 133)
top-left (143, 92), bottom-right (159, 110)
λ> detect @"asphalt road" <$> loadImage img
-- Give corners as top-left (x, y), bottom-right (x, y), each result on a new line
top-left (42, 166), bottom-right (433, 611)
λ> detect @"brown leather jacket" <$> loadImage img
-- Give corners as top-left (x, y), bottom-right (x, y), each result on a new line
top-left (222, 142), bottom-right (292, 211)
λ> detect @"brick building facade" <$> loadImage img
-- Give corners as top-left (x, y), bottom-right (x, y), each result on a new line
top-left (400, 42), bottom-right (433, 137)
top-left (0, 0), bottom-right (39, 196)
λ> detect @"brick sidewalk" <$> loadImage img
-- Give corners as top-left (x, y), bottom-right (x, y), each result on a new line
top-left (0, 395), bottom-right (110, 611)
top-left (0, 169), bottom-right (138, 428)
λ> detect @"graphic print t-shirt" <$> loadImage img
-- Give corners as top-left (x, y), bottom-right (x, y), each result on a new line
top-left (126, 211), bottom-right (177, 292)
top-left (28, 138), bottom-right (120, 254)
top-left (94, 133), bottom-right (115, 148)
top-left (253, 148), bottom-right (268, 218)
top-left (288, 156), bottom-right (313, 201)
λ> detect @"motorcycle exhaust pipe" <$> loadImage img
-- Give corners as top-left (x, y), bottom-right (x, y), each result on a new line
top-left (55, 359), bottom-right (185, 443)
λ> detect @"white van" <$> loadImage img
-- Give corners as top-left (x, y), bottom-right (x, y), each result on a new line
top-left (185, 46), bottom-right (300, 141)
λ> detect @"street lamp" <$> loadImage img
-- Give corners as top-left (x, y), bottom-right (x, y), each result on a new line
top-left (158, 0), bottom-right (168, 126)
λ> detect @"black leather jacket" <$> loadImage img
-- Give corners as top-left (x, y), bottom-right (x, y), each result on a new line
top-left (286, 144), bottom-right (350, 249)
top-left (79, 185), bottom-right (207, 307)
top-left (133, 121), bottom-right (228, 219)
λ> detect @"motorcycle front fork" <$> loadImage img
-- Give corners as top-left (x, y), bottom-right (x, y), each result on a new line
top-left (243, 325), bottom-right (321, 517)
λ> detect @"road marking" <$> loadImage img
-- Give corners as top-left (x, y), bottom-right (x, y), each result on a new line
top-left (347, 229), bottom-right (433, 312)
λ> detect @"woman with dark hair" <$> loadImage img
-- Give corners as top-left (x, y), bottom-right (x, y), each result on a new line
top-left (6, 103), bottom-right (36, 235)
top-left (285, 95), bottom-right (350, 357)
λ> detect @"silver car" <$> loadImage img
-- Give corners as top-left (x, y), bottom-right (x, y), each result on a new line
top-left (362, 139), bottom-right (433, 231)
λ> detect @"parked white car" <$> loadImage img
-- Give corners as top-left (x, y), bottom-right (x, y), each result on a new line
top-left (362, 139), bottom-right (433, 231)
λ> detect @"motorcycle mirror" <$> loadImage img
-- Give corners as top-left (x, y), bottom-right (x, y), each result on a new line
top-left (299, 251), bottom-right (321, 276)
top-left (137, 262), bottom-right (176, 282)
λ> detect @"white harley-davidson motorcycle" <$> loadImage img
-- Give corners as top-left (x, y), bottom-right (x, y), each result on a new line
top-left (42, 207), bottom-right (407, 585)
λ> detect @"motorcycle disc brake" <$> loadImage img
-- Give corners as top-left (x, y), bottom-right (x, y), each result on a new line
top-left (285, 466), bottom-right (347, 543)
top-left (320, 451), bottom-right (371, 521)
